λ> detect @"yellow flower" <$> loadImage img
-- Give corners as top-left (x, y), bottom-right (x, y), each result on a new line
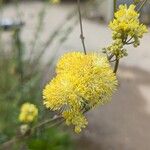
top-left (63, 109), bottom-right (88, 134)
top-left (105, 4), bottom-right (148, 58)
top-left (43, 52), bottom-right (117, 133)
top-left (50, 0), bottom-right (61, 4)
top-left (19, 103), bottom-right (38, 123)
top-left (109, 4), bottom-right (147, 37)
top-left (57, 52), bottom-right (117, 106)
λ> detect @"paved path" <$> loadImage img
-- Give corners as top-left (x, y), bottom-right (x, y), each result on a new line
top-left (77, 66), bottom-right (150, 150)
top-left (2, 2), bottom-right (150, 149)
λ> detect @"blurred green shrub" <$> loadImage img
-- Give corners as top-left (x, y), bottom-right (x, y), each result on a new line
top-left (27, 128), bottom-right (73, 150)
top-left (0, 1), bottom-right (77, 149)
top-left (0, 29), bottom-right (74, 149)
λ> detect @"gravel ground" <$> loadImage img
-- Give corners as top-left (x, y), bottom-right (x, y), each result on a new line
top-left (1, 2), bottom-right (150, 150)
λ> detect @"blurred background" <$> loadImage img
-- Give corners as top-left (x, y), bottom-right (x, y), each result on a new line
top-left (0, 0), bottom-right (150, 149)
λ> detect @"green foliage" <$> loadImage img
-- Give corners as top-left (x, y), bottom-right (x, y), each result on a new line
top-left (0, 6), bottom-right (75, 150)
top-left (27, 128), bottom-right (74, 150)
top-left (134, 0), bottom-right (141, 4)
top-left (0, 0), bottom-right (78, 148)
top-left (0, 38), bottom-right (74, 148)
top-left (0, 50), bottom-right (41, 141)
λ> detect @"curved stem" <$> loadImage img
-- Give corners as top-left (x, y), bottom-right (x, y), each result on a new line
top-left (1, 115), bottom-right (62, 149)
top-left (125, 41), bottom-right (135, 45)
top-left (1, 135), bottom-right (23, 149)
top-left (77, 0), bottom-right (87, 54)
top-left (32, 115), bottom-right (62, 131)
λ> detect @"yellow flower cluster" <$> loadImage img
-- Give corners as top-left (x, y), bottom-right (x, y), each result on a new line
top-left (19, 103), bottom-right (38, 123)
top-left (43, 52), bottom-right (117, 133)
top-left (50, 0), bottom-right (61, 4)
top-left (106, 4), bottom-right (147, 58)
top-left (110, 4), bottom-right (147, 39)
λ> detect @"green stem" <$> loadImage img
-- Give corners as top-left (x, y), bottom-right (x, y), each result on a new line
top-left (32, 115), bottom-right (62, 131)
top-left (114, 0), bottom-right (117, 15)
top-left (108, 54), bottom-right (114, 61)
top-left (113, 58), bottom-right (119, 74)
top-left (137, 0), bottom-right (148, 12)
top-left (14, 29), bottom-right (24, 101)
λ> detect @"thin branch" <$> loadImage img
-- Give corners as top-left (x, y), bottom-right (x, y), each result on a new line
top-left (126, 36), bottom-right (133, 43)
top-left (125, 41), bottom-right (135, 45)
top-left (32, 115), bottom-right (62, 131)
top-left (45, 119), bottom-right (64, 130)
top-left (113, 58), bottom-right (119, 73)
top-left (110, 59), bottom-right (117, 62)
top-left (108, 54), bottom-right (114, 61)
top-left (77, 0), bottom-right (87, 54)
top-left (114, 0), bottom-right (117, 14)
top-left (137, 0), bottom-right (148, 12)
top-left (1, 135), bottom-right (23, 149)
top-left (1, 115), bottom-right (62, 149)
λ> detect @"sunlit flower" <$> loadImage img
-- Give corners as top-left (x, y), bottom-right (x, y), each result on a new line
top-left (19, 103), bottom-right (38, 123)
top-left (43, 52), bottom-right (117, 133)
top-left (106, 4), bottom-right (148, 58)
top-left (109, 4), bottom-right (147, 37)
top-left (50, 0), bottom-right (61, 4)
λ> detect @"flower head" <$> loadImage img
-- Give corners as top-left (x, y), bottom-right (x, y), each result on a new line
top-left (109, 4), bottom-right (147, 37)
top-left (50, 0), bottom-right (61, 4)
top-left (19, 103), bottom-right (38, 123)
top-left (43, 52), bottom-right (117, 133)
top-left (105, 4), bottom-right (148, 58)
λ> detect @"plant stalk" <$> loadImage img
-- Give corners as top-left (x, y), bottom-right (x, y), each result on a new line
top-left (77, 0), bottom-right (87, 54)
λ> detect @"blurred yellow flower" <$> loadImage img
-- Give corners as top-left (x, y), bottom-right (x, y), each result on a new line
top-left (50, 0), bottom-right (61, 4)
top-left (43, 52), bottom-right (117, 133)
top-left (19, 103), bottom-right (38, 123)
